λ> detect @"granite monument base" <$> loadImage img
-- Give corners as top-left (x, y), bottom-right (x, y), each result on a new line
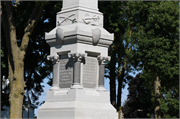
top-left (37, 88), bottom-right (118, 119)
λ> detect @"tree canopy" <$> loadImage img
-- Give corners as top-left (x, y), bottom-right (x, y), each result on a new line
top-left (1, 1), bottom-right (179, 118)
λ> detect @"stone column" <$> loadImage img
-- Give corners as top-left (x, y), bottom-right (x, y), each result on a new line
top-left (47, 55), bottom-right (60, 91)
top-left (96, 55), bottom-right (110, 91)
top-left (68, 52), bottom-right (87, 89)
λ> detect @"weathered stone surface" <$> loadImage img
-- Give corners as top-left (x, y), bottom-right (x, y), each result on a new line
top-left (59, 55), bottom-right (98, 88)
top-left (37, 88), bottom-right (118, 119)
top-left (83, 57), bottom-right (97, 88)
top-left (59, 55), bottom-right (73, 88)
top-left (38, 0), bottom-right (117, 118)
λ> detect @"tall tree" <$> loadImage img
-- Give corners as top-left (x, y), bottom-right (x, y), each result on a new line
top-left (99, 1), bottom-right (119, 108)
top-left (0, 1), bottom-right (62, 118)
top-left (134, 1), bottom-right (179, 118)
top-left (122, 73), bottom-right (153, 118)
top-left (122, 75), bottom-right (179, 118)
top-left (113, 2), bottom-right (146, 115)
top-left (23, 1), bottom-right (62, 107)
top-left (99, 2), bottom-right (148, 115)
top-left (1, 1), bottom-right (45, 118)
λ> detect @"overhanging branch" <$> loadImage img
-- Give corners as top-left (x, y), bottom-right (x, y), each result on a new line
top-left (20, 4), bottom-right (45, 53)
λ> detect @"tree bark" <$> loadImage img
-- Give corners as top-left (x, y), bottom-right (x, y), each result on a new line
top-left (1, 1), bottom-right (45, 119)
top-left (3, 2), bottom-right (25, 118)
top-left (117, 48), bottom-right (127, 118)
top-left (154, 76), bottom-right (161, 118)
top-left (116, 21), bottom-right (133, 117)
top-left (109, 47), bottom-right (117, 108)
top-left (117, 61), bottom-right (125, 112)
top-left (8, 55), bottom-right (25, 118)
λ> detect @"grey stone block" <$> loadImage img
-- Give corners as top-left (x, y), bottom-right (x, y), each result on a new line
top-left (38, 0), bottom-right (117, 118)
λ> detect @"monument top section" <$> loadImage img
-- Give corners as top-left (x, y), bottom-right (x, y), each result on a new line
top-left (62, 0), bottom-right (98, 11)
top-left (45, 0), bottom-right (114, 59)
top-left (45, 0), bottom-right (114, 49)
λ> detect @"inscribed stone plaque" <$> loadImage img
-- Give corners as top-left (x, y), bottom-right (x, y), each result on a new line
top-left (59, 55), bottom-right (73, 88)
top-left (83, 57), bottom-right (97, 88)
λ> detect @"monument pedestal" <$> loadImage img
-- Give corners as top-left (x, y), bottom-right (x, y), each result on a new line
top-left (37, 0), bottom-right (118, 118)
top-left (37, 88), bottom-right (118, 119)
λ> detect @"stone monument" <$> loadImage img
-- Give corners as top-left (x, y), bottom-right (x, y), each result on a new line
top-left (37, 0), bottom-right (118, 118)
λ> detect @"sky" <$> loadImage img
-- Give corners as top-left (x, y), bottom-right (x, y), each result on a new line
top-left (34, 71), bottom-right (141, 116)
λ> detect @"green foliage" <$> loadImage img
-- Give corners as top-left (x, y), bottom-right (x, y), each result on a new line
top-left (160, 87), bottom-right (179, 118)
top-left (134, 1), bottom-right (179, 90)
top-left (118, 1), bottom-right (179, 118)
top-left (21, 1), bottom-right (62, 105)
top-left (134, 1), bottom-right (179, 118)
top-left (99, 1), bottom-right (151, 110)
top-left (122, 73), bottom-right (153, 118)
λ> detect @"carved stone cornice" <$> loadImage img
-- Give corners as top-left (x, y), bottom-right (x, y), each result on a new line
top-left (46, 35), bottom-right (113, 47)
top-left (45, 24), bottom-right (114, 47)
top-left (97, 55), bottom-right (111, 65)
top-left (47, 55), bottom-right (60, 64)
top-left (68, 52), bottom-right (87, 62)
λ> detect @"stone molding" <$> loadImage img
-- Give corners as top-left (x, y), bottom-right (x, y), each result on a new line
top-left (47, 55), bottom-right (60, 64)
top-left (68, 52), bottom-right (87, 62)
top-left (58, 7), bottom-right (102, 16)
top-left (37, 89), bottom-right (118, 119)
top-left (46, 39), bottom-right (57, 47)
top-left (77, 35), bottom-right (112, 46)
top-left (97, 55), bottom-right (111, 65)
top-left (46, 35), bottom-right (113, 47)
top-left (49, 84), bottom-right (60, 91)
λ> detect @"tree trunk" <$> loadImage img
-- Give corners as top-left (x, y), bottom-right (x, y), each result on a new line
top-left (117, 78), bottom-right (123, 119)
top-left (117, 73), bottom-right (122, 111)
top-left (117, 69), bottom-right (124, 119)
top-left (8, 55), bottom-right (25, 118)
top-left (154, 76), bottom-right (161, 118)
top-left (117, 53), bottom-right (126, 118)
top-left (1, 1), bottom-right (45, 118)
top-left (117, 62), bottom-right (125, 118)
top-left (109, 50), bottom-right (117, 108)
